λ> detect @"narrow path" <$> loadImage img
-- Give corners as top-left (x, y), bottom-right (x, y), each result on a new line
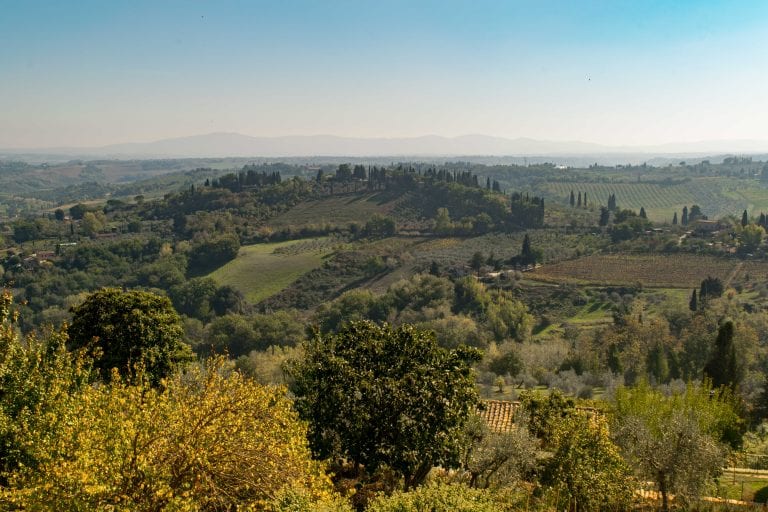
top-left (725, 261), bottom-right (744, 288)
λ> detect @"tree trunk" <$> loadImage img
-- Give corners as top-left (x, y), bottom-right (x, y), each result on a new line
top-left (404, 463), bottom-right (432, 490)
top-left (658, 473), bottom-right (669, 512)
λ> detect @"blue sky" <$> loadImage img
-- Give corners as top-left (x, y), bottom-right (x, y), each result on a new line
top-left (2, 0), bottom-right (768, 147)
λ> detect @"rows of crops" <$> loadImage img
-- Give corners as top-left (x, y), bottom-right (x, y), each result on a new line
top-left (536, 178), bottom-right (768, 222)
top-left (530, 253), bottom-right (739, 288)
top-left (267, 193), bottom-right (400, 229)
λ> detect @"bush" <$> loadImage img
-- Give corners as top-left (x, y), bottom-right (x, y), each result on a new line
top-left (5, 357), bottom-right (334, 510)
top-left (366, 483), bottom-right (506, 512)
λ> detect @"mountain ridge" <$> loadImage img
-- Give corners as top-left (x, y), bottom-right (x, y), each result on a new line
top-left (4, 132), bottom-right (768, 159)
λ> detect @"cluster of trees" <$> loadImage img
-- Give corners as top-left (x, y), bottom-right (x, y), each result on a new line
top-left (568, 190), bottom-right (589, 208)
top-left (609, 208), bottom-right (653, 242)
top-left (672, 204), bottom-right (706, 226)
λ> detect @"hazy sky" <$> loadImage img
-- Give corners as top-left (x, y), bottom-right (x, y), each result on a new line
top-left (2, 0), bottom-right (768, 148)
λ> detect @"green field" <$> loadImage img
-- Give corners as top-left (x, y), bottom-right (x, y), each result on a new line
top-left (537, 178), bottom-right (768, 222)
top-left (207, 238), bottom-right (334, 303)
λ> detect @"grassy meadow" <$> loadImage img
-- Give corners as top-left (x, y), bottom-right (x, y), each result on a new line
top-left (208, 238), bottom-right (334, 303)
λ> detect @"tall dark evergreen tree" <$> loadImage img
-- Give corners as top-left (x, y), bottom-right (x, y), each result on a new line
top-left (703, 320), bottom-right (742, 389)
top-left (672, 212), bottom-right (678, 225)
top-left (639, 207), bottom-right (647, 219)
top-left (520, 233), bottom-right (536, 265)
top-left (570, 190), bottom-right (575, 207)
top-left (682, 206), bottom-right (689, 226)
top-left (689, 289), bottom-right (698, 312)
top-left (742, 210), bottom-right (749, 227)
top-left (577, 192), bottom-right (582, 207)
top-left (583, 192), bottom-right (587, 208)
top-left (486, 177), bottom-right (491, 190)
top-left (599, 206), bottom-right (610, 227)
top-left (760, 212), bottom-right (767, 228)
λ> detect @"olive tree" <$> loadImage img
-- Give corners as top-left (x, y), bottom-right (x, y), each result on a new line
top-left (612, 382), bottom-right (743, 511)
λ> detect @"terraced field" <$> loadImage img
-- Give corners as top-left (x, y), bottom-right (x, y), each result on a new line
top-left (207, 238), bottom-right (335, 303)
top-left (267, 192), bottom-right (404, 229)
top-left (537, 178), bottom-right (768, 222)
top-left (529, 253), bottom-right (741, 288)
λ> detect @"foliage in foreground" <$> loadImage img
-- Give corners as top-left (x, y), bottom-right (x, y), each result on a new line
top-left (366, 482), bottom-right (515, 512)
top-left (3, 357), bottom-right (333, 511)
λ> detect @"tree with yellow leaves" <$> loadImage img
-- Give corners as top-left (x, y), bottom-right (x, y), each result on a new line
top-left (4, 357), bottom-right (336, 510)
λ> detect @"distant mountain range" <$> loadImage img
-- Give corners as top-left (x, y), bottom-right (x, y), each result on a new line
top-left (3, 132), bottom-right (768, 160)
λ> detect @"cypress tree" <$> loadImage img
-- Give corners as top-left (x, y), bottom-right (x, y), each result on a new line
top-left (703, 320), bottom-right (741, 389)
top-left (682, 206), bottom-right (689, 226)
top-left (570, 190), bottom-right (575, 207)
top-left (742, 209), bottom-right (749, 227)
top-left (577, 192), bottom-right (582, 207)
top-left (689, 289), bottom-right (698, 312)
top-left (672, 212), bottom-right (678, 225)
top-left (639, 207), bottom-right (647, 219)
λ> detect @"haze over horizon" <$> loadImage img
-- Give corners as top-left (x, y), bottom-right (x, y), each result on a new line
top-left (2, 1), bottom-right (768, 150)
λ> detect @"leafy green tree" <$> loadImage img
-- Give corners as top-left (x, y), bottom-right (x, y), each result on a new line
top-left (12, 219), bottom-right (41, 244)
top-left (210, 284), bottom-right (246, 316)
top-left (689, 204), bottom-right (705, 222)
top-left (612, 382), bottom-right (742, 511)
top-left (518, 390), bottom-right (576, 445)
top-left (542, 412), bottom-right (633, 511)
top-left (470, 251), bottom-right (485, 273)
top-left (53, 208), bottom-right (65, 221)
top-left (288, 321), bottom-right (482, 489)
top-left (188, 234), bottom-right (240, 275)
top-left (81, 211), bottom-right (105, 237)
top-left (434, 207), bottom-right (453, 233)
top-left (335, 163), bottom-right (352, 181)
top-left (740, 223), bottom-right (765, 253)
top-left (488, 349), bottom-right (523, 378)
top-left (68, 203), bottom-right (89, 220)
top-left (68, 288), bottom-right (193, 385)
top-left (699, 276), bottom-right (724, 301)
top-left (170, 276), bottom-right (218, 321)
top-left (363, 214), bottom-right (397, 238)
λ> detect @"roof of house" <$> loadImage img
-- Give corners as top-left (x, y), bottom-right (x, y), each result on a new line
top-left (479, 400), bottom-right (519, 434)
